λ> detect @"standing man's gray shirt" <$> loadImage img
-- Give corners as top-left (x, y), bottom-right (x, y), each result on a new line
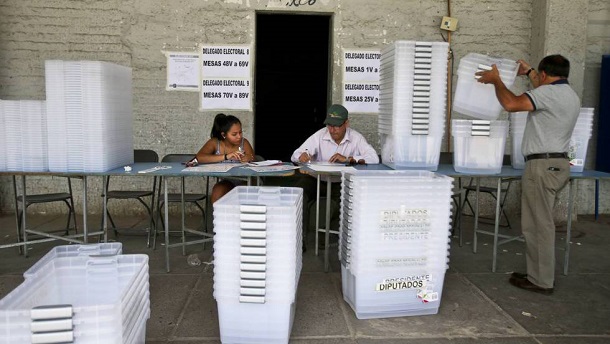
top-left (521, 80), bottom-right (580, 156)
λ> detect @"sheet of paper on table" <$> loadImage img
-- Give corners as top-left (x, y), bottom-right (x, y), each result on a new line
top-left (307, 163), bottom-right (357, 172)
top-left (182, 163), bottom-right (244, 173)
top-left (245, 165), bottom-right (301, 173)
top-left (247, 160), bottom-right (283, 167)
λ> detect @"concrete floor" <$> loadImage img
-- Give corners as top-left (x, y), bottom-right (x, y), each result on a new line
top-left (0, 211), bottom-right (609, 343)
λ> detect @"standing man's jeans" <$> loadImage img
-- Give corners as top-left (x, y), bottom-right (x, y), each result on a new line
top-left (521, 158), bottom-right (570, 288)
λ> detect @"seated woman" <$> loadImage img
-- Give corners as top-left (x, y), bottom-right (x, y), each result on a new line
top-left (189, 113), bottom-right (255, 203)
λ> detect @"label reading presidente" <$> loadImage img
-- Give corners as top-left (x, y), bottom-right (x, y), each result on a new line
top-left (379, 207), bottom-right (431, 237)
top-left (375, 274), bottom-right (431, 292)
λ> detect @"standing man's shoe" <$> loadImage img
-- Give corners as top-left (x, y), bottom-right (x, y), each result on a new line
top-left (509, 275), bottom-right (554, 295)
top-left (511, 272), bottom-right (528, 279)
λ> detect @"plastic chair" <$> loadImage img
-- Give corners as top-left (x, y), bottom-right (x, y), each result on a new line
top-left (13, 175), bottom-right (78, 251)
top-left (103, 149), bottom-right (159, 247)
top-left (153, 154), bottom-right (209, 250)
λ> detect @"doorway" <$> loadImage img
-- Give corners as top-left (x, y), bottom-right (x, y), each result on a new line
top-left (254, 13), bottom-right (331, 162)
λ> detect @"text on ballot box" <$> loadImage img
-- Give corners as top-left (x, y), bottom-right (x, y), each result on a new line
top-left (201, 45), bottom-right (251, 79)
top-left (343, 49), bottom-right (380, 114)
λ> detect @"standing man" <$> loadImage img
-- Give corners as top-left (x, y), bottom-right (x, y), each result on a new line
top-left (292, 104), bottom-right (379, 251)
top-left (476, 55), bottom-right (580, 294)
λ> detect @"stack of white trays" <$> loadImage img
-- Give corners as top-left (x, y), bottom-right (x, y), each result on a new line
top-left (509, 112), bottom-right (528, 169)
top-left (24, 243), bottom-right (123, 279)
top-left (45, 60), bottom-right (134, 173)
top-left (0, 100), bottom-right (48, 172)
top-left (0, 251), bottom-right (149, 344)
top-left (339, 170), bottom-right (453, 319)
top-left (451, 119), bottom-right (509, 174)
top-left (378, 41), bottom-right (449, 170)
top-left (213, 186), bottom-right (303, 344)
top-left (569, 107), bottom-right (594, 172)
top-left (453, 53), bottom-right (519, 120)
top-left (0, 99), bottom-right (5, 171)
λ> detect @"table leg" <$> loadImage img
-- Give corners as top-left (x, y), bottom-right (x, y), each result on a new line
top-left (564, 178), bottom-right (575, 275)
top-left (595, 179), bottom-right (599, 221)
top-left (473, 178), bottom-right (480, 253)
top-left (165, 178), bottom-right (171, 272)
top-left (21, 176), bottom-right (28, 257)
top-left (314, 174), bottom-right (321, 256)
top-left (12, 176), bottom-right (22, 254)
top-left (102, 175), bottom-right (108, 243)
top-left (458, 177), bottom-right (464, 247)
top-left (181, 177), bottom-right (186, 256)
top-left (82, 176), bottom-right (88, 243)
top-left (492, 178), bottom-right (502, 272)
top-left (324, 178), bottom-right (331, 273)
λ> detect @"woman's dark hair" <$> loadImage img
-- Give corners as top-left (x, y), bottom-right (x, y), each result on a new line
top-left (538, 54), bottom-right (570, 78)
top-left (210, 113), bottom-right (241, 140)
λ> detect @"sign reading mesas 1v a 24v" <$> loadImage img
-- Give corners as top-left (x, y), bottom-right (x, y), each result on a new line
top-left (200, 45), bottom-right (252, 110)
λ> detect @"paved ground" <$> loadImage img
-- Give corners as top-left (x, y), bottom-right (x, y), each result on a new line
top-left (0, 211), bottom-right (609, 343)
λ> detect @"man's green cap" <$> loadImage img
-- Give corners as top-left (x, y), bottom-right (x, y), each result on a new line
top-left (324, 104), bottom-right (349, 126)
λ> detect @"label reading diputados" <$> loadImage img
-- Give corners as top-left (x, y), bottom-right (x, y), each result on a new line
top-left (379, 207), bottom-right (431, 240)
top-left (375, 274), bottom-right (431, 292)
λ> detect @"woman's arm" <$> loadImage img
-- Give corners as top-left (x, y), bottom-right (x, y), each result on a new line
top-left (241, 139), bottom-right (255, 162)
top-left (195, 139), bottom-right (226, 163)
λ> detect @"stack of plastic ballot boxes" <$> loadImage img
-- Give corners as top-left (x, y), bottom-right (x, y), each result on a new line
top-left (45, 60), bottom-right (134, 173)
top-left (0, 243), bottom-right (150, 344)
top-left (339, 170), bottom-right (453, 319)
top-left (451, 53), bottom-right (517, 174)
top-left (510, 108), bottom-right (594, 172)
top-left (0, 100), bottom-right (48, 172)
top-left (213, 186), bottom-right (303, 344)
top-left (509, 111), bottom-right (528, 169)
top-left (378, 41), bottom-right (449, 170)
top-left (569, 107), bottom-right (594, 172)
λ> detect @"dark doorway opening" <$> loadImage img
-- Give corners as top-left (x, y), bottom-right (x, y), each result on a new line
top-left (254, 13), bottom-right (331, 162)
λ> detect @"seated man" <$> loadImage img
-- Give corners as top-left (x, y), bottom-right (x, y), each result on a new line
top-left (291, 104), bottom-right (379, 251)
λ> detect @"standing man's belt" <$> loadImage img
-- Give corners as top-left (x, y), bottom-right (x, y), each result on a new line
top-left (525, 152), bottom-right (568, 161)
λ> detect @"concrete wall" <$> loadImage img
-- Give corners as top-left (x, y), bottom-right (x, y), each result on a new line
top-left (0, 0), bottom-right (608, 217)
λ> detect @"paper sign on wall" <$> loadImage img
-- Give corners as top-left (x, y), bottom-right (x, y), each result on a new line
top-left (164, 52), bottom-right (200, 91)
top-left (200, 45), bottom-right (252, 111)
top-left (342, 49), bottom-right (381, 114)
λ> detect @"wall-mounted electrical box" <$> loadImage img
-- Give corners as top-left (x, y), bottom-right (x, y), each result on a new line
top-left (440, 16), bottom-right (458, 31)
